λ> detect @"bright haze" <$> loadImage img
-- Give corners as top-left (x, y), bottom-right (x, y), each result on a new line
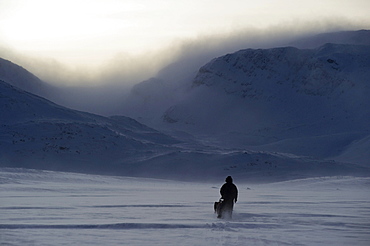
top-left (0, 0), bottom-right (369, 87)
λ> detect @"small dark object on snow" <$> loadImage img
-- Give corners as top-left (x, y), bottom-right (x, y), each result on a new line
top-left (214, 201), bottom-right (219, 212)
top-left (216, 176), bottom-right (238, 219)
top-left (214, 199), bottom-right (223, 215)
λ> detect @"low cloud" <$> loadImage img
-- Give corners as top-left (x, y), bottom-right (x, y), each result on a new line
top-left (0, 19), bottom-right (368, 116)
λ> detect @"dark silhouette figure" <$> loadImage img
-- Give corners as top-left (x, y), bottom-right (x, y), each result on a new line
top-left (217, 176), bottom-right (238, 219)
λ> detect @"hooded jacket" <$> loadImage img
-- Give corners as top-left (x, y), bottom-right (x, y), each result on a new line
top-left (220, 176), bottom-right (238, 202)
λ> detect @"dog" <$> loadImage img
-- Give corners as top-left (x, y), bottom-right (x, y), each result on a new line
top-left (214, 201), bottom-right (219, 213)
top-left (214, 199), bottom-right (223, 217)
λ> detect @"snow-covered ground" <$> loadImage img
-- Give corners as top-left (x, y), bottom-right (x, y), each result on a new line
top-left (1, 168), bottom-right (369, 246)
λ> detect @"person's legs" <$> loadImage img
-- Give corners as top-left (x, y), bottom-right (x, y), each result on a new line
top-left (219, 200), bottom-right (234, 219)
top-left (217, 201), bottom-right (223, 218)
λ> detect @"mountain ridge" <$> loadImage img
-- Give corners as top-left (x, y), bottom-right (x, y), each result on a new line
top-left (1, 30), bottom-right (369, 180)
top-left (0, 57), bottom-right (52, 99)
top-left (161, 42), bottom-right (370, 165)
top-left (1, 78), bottom-right (366, 181)
top-left (0, 79), bottom-right (180, 175)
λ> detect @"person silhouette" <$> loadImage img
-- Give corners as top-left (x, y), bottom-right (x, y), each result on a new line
top-left (217, 176), bottom-right (238, 219)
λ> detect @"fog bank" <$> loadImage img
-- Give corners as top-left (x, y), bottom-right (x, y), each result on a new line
top-left (1, 20), bottom-right (368, 115)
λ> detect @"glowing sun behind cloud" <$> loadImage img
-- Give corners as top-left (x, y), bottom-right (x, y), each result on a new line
top-left (1, 0), bottom-right (151, 65)
top-left (0, 0), bottom-right (369, 74)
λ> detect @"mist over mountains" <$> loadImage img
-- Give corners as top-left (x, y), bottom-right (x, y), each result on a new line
top-left (124, 30), bottom-right (370, 164)
top-left (0, 57), bottom-right (52, 98)
top-left (119, 30), bottom-right (370, 121)
top-left (0, 30), bottom-right (369, 181)
top-left (0, 79), bottom-right (181, 173)
top-left (163, 44), bottom-right (370, 140)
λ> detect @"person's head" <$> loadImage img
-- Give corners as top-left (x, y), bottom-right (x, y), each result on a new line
top-left (225, 176), bottom-right (233, 183)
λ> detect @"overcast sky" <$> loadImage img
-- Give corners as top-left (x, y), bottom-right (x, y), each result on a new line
top-left (0, 0), bottom-right (369, 85)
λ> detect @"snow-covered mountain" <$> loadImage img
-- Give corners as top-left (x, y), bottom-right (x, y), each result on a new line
top-left (0, 79), bottom-right (181, 175)
top-left (164, 43), bottom-right (370, 131)
top-left (1, 30), bottom-right (370, 181)
top-left (121, 30), bottom-right (369, 169)
top-left (121, 30), bottom-right (370, 123)
top-left (161, 42), bottom-right (370, 165)
top-left (1, 78), bottom-right (366, 181)
top-left (291, 29), bottom-right (370, 49)
top-left (0, 58), bottom-right (53, 99)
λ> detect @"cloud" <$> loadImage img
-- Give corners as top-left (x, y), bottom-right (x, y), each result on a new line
top-left (1, 18), bottom-right (367, 85)
top-left (0, 18), bottom-right (368, 116)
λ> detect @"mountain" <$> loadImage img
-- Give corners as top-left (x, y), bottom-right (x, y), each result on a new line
top-left (0, 58), bottom-right (53, 99)
top-left (165, 43), bottom-right (370, 131)
top-left (0, 79), bottom-right (180, 175)
top-left (119, 30), bottom-right (370, 168)
top-left (1, 30), bottom-right (370, 181)
top-left (160, 43), bottom-right (370, 165)
top-left (290, 29), bottom-right (370, 49)
top-left (121, 30), bottom-right (370, 125)
top-left (1, 78), bottom-right (366, 181)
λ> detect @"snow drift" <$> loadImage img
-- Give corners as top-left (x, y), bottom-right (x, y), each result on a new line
top-left (1, 168), bottom-right (370, 245)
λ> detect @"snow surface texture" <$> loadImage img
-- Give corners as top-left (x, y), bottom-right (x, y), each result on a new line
top-left (1, 168), bottom-right (370, 246)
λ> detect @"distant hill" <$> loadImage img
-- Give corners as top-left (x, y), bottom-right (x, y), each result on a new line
top-left (290, 29), bottom-right (370, 48)
top-left (161, 43), bottom-right (370, 165)
top-left (0, 79), bottom-right (179, 174)
top-left (121, 30), bottom-right (370, 125)
top-left (1, 79), bottom-right (366, 181)
top-left (165, 43), bottom-right (370, 131)
top-left (0, 58), bottom-right (53, 99)
top-left (1, 30), bottom-right (369, 181)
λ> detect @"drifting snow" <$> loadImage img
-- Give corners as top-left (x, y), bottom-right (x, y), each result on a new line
top-left (1, 168), bottom-right (369, 246)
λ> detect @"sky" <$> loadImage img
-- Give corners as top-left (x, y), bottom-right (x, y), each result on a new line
top-left (0, 0), bottom-right (369, 86)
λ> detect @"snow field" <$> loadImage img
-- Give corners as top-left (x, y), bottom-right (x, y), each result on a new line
top-left (1, 168), bottom-right (370, 246)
